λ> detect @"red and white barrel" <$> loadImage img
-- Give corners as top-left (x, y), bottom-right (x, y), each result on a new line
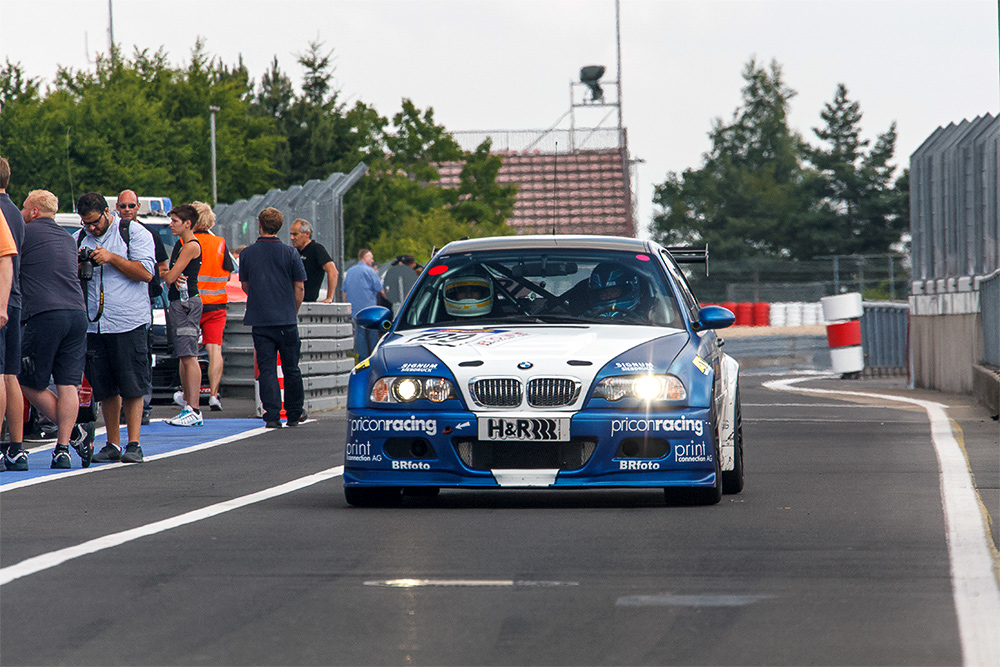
top-left (253, 351), bottom-right (287, 419)
top-left (820, 293), bottom-right (864, 374)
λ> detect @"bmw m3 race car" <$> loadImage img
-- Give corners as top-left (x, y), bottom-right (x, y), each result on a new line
top-left (344, 235), bottom-right (743, 506)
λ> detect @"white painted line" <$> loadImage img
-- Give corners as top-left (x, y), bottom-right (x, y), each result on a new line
top-left (365, 579), bottom-right (578, 588)
top-left (764, 375), bottom-right (1000, 667)
top-left (742, 403), bottom-right (883, 408)
top-left (1, 427), bottom-right (269, 493)
top-left (616, 594), bottom-right (774, 607)
top-left (0, 466), bottom-right (344, 586)
top-left (744, 417), bottom-right (910, 423)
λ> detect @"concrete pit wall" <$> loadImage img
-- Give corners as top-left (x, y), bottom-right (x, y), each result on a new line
top-left (909, 313), bottom-right (980, 394)
top-left (222, 302), bottom-right (355, 413)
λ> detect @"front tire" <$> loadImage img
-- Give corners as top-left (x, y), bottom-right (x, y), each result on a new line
top-left (722, 388), bottom-right (744, 494)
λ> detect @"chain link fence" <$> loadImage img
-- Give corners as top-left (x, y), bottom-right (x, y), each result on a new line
top-left (213, 164), bottom-right (368, 283)
top-left (686, 254), bottom-right (910, 305)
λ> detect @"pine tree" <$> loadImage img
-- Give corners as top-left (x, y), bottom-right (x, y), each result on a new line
top-left (798, 84), bottom-right (907, 257)
top-left (651, 58), bottom-right (805, 259)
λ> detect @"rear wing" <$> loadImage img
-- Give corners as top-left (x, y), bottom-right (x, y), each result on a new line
top-left (665, 244), bottom-right (709, 276)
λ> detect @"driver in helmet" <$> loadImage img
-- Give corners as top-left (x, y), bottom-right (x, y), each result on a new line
top-left (584, 262), bottom-right (643, 318)
top-left (443, 267), bottom-right (494, 317)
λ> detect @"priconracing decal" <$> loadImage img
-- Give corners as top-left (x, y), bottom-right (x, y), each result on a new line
top-left (610, 417), bottom-right (705, 437)
top-left (693, 356), bottom-right (711, 375)
top-left (350, 415), bottom-right (438, 436)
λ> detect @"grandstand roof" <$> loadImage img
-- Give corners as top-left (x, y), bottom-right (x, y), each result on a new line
top-left (437, 148), bottom-right (634, 237)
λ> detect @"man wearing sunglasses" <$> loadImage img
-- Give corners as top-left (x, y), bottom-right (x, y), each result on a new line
top-left (117, 189), bottom-right (168, 425)
top-left (77, 192), bottom-right (156, 464)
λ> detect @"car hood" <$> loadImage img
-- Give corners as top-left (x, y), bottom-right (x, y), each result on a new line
top-left (381, 324), bottom-right (689, 410)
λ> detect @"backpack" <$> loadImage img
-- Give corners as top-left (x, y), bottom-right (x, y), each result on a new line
top-left (77, 219), bottom-right (164, 299)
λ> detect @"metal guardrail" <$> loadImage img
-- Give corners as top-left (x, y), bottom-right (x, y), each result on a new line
top-left (981, 271), bottom-right (1000, 367)
top-left (861, 301), bottom-right (910, 376)
top-left (222, 302), bottom-right (355, 413)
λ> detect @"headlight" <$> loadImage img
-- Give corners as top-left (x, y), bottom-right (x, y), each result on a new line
top-left (592, 374), bottom-right (686, 402)
top-left (371, 376), bottom-right (457, 403)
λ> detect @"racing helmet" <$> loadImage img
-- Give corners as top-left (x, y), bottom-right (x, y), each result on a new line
top-left (442, 267), bottom-right (494, 317)
top-left (588, 262), bottom-right (640, 314)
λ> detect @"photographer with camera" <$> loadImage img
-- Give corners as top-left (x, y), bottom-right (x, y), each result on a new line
top-left (16, 190), bottom-right (91, 469)
top-left (76, 192), bottom-right (155, 464)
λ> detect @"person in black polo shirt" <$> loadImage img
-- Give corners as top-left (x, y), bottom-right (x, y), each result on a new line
top-left (238, 207), bottom-right (307, 428)
top-left (289, 218), bottom-right (338, 303)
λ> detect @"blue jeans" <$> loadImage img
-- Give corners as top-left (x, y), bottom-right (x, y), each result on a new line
top-left (252, 325), bottom-right (304, 423)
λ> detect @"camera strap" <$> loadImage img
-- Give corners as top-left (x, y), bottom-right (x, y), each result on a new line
top-left (77, 221), bottom-right (130, 324)
top-left (84, 268), bottom-right (105, 324)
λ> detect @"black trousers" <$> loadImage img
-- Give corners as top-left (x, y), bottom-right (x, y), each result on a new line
top-left (252, 324), bottom-right (304, 422)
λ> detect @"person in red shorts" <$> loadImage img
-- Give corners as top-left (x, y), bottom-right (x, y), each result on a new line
top-left (188, 202), bottom-right (234, 411)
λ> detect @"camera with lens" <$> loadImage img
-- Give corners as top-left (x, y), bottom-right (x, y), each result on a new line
top-left (78, 247), bottom-right (98, 281)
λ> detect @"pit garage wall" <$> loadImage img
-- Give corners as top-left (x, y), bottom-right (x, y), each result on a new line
top-left (908, 114), bottom-right (999, 410)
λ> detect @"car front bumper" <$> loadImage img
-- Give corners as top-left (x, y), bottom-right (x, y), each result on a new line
top-left (343, 407), bottom-right (717, 489)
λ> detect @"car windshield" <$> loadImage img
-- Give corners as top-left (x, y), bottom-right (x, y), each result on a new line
top-left (397, 248), bottom-right (684, 330)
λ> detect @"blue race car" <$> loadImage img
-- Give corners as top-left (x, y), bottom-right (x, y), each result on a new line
top-left (344, 235), bottom-right (742, 506)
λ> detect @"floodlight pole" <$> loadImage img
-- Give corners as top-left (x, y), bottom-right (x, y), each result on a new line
top-left (615, 0), bottom-right (623, 142)
top-left (209, 105), bottom-right (220, 206)
top-left (108, 0), bottom-right (115, 63)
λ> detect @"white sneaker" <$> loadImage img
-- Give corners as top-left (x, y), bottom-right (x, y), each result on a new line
top-left (166, 405), bottom-right (204, 427)
top-left (173, 390), bottom-right (187, 408)
top-left (208, 395), bottom-right (223, 411)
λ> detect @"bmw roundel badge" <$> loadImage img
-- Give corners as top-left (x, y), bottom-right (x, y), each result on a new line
top-left (517, 361), bottom-right (533, 370)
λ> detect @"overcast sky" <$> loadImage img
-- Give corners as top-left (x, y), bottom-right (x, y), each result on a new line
top-left (2, 0), bottom-right (998, 237)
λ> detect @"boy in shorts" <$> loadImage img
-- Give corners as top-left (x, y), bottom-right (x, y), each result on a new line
top-left (163, 204), bottom-right (204, 427)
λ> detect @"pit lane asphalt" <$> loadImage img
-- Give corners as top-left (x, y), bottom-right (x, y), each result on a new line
top-left (1, 374), bottom-right (996, 666)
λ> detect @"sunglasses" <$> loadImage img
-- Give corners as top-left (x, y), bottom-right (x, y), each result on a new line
top-left (117, 203), bottom-right (137, 209)
top-left (81, 212), bottom-right (107, 227)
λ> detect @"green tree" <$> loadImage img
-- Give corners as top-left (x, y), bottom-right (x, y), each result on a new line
top-left (797, 83), bottom-right (907, 257)
top-left (368, 206), bottom-right (514, 265)
top-left (450, 138), bottom-right (518, 227)
top-left (0, 43), bottom-right (281, 208)
top-left (2, 40), bottom-right (515, 254)
top-left (651, 58), bottom-right (805, 259)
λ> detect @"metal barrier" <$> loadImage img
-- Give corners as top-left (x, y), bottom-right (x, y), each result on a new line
top-left (981, 270), bottom-right (1000, 367)
top-left (861, 301), bottom-right (910, 376)
top-left (213, 164), bottom-right (368, 289)
top-left (910, 114), bottom-right (999, 282)
top-left (222, 302), bottom-right (355, 413)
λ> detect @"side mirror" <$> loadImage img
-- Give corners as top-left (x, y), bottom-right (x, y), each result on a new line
top-left (693, 305), bottom-right (735, 331)
top-left (356, 306), bottom-right (393, 331)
